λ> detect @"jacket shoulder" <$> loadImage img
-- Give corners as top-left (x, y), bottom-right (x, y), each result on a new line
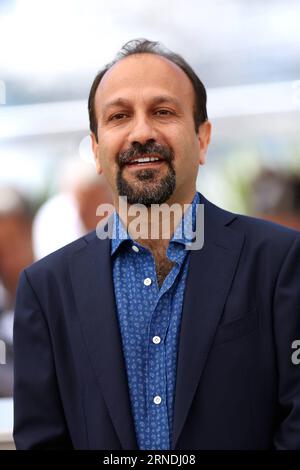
top-left (24, 230), bottom-right (99, 279)
top-left (231, 212), bottom-right (300, 245)
top-left (202, 194), bottom-right (300, 246)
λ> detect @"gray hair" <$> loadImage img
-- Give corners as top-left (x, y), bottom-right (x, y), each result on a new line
top-left (0, 187), bottom-right (33, 220)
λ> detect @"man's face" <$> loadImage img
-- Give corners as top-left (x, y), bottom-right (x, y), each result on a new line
top-left (91, 53), bottom-right (211, 207)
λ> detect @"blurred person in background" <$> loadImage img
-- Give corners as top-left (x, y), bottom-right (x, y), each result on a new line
top-left (252, 169), bottom-right (300, 230)
top-left (0, 187), bottom-right (34, 397)
top-left (33, 157), bottom-right (113, 260)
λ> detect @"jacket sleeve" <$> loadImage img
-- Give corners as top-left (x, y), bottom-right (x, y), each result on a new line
top-left (273, 234), bottom-right (300, 449)
top-left (13, 269), bottom-right (73, 449)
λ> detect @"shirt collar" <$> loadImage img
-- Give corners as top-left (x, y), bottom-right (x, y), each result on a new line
top-left (111, 192), bottom-right (200, 256)
top-left (111, 210), bottom-right (130, 256)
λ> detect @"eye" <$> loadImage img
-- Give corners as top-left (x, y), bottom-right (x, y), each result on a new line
top-left (110, 113), bottom-right (128, 121)
top-left (154, 109), bottom-right (174, 116)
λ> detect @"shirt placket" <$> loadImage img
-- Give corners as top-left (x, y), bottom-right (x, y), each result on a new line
top-left (145, 251), bottom-right (184, 450)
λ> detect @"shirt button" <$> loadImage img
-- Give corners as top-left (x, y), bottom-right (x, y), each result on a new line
top-left (153, 396), bottom-right (162, 405)
top-left (153, 336), bottom-right (161, 344)
top-left (144, 278), bottom-right (152, 286)
top-left (132, 245), bottom-right (139, 253)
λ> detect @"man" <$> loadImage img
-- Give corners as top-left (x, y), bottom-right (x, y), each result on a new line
top-left (32, 158), bottom-right (113, 260)
top-left (13, 39), bottom-right (300, 450)
top-left (0, 187), bottom-right (34, 396)
top-left (252, 168), bottom-right (300, 231)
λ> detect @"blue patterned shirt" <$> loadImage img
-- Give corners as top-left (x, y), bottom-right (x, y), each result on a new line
top-left (111, 192), bottom-right (199, 450)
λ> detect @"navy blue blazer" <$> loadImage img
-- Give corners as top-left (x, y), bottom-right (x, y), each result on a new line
top-left (13, 195), bottom-right (300, 449)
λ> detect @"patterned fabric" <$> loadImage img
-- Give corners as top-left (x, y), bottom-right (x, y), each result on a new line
top-left (111, 192), bottom-right (199, 449)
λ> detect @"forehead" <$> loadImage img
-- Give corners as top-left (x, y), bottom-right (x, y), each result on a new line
top-left (95, 53), bottom-right (195, 109)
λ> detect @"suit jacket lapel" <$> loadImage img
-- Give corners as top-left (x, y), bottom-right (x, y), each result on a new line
top-left (172, 196), bottom-right (245, 449)
top-left (69, 230), bottom-right (138, 450)
top-left (69, 197), bottom-right (245, 450)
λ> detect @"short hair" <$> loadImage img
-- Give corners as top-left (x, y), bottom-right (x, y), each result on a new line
top-left (88, 38), bottom-right (208, 140)
top-left (0, 187), bottom-right (33, 221)
top-left (252, 169), bottom-right (300, 214)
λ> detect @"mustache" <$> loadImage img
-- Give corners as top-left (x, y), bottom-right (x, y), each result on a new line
top-left (117, 142), bottom-right (174, 167)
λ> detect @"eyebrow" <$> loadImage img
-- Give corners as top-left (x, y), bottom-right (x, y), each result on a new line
top-left (102, 95), bottom-right (182, 114)
top-left (150, 95), bottom-right (182, 108)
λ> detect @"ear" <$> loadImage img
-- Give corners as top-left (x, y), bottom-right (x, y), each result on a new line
top-left (197, 120), bottom-right (211, 165)
top-left (90, 132), bottom-right (102, 174)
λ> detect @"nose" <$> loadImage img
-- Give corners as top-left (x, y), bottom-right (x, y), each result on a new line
top-left (128, 114), bottom-right (157, 145)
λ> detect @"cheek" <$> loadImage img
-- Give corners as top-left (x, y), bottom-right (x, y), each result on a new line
top-left (173, 134), bottom-right (199, 168)
top-left (97, 141), bottom-right (112, 166)
top-left (97, 131), bottom-right (122, 162)
top-left (96, 144), bottom-right (119, 183)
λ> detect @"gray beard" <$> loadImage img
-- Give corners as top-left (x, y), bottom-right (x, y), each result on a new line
top-left (116, 164), bottom-right (176, 207)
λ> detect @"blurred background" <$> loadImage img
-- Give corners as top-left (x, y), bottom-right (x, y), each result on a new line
top-left (0, 0), bottom-right (300, 407)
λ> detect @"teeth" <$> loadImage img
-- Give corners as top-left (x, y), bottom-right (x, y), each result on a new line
top-left (131, 157), bottom-right (160, 164)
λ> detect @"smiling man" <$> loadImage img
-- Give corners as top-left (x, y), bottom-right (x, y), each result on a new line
top-left (90, 50), bottom-right (209, 209)
top-left (14, 39), bottom-right (300, 450)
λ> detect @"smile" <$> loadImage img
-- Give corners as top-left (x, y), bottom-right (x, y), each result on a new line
top-left (124, 153), bottom-right (166, 168)
top-left (129, 156), bottom-right (160, 164)
top-left (125, 160), bottom-right (165, 170)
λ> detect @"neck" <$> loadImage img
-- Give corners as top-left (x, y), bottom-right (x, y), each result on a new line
top-left (114, 190), bottom-right (197, 253)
